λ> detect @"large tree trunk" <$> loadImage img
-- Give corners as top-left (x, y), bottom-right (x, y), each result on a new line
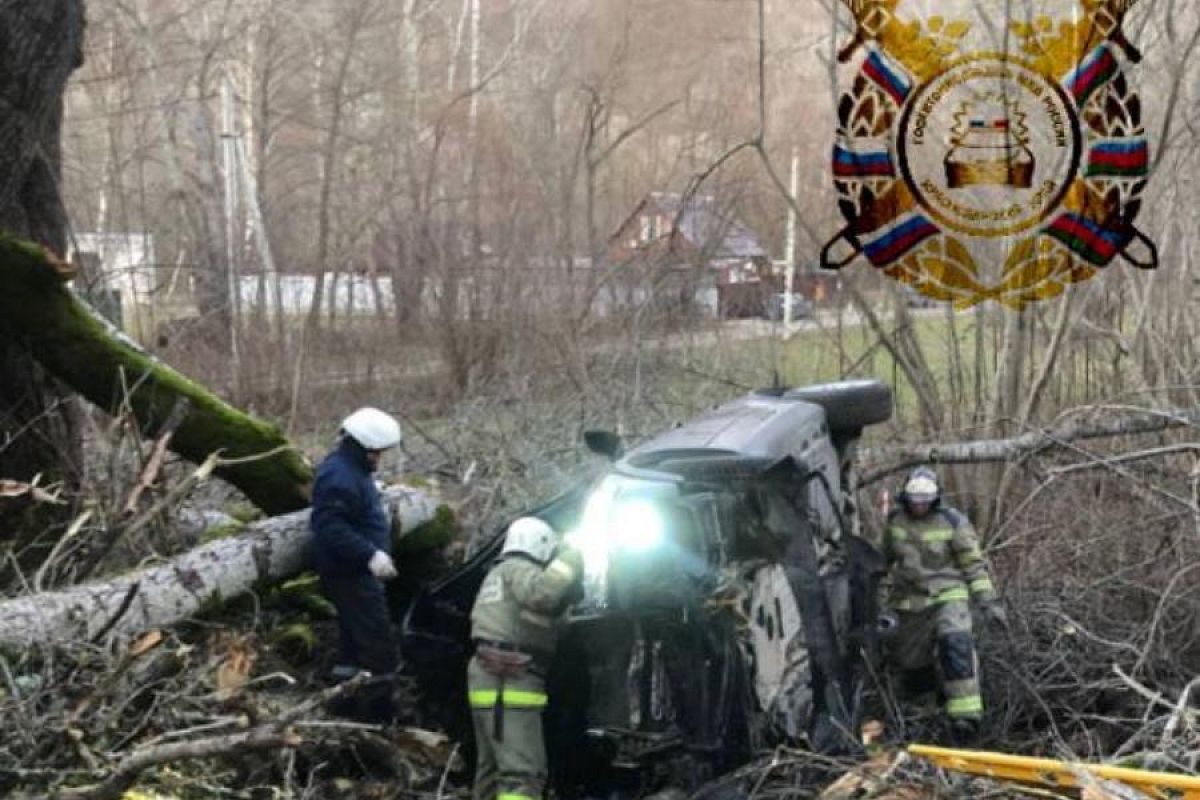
top-left (0, 1), bottom-right (87, 544)
top-left (0, 234), bottom-right (314, 514)
top-left (0, 486), bottom-right (443, 650)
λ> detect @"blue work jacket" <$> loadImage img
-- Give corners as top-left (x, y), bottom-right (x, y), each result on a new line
top-left (309, 437), bottom-right (391, 577)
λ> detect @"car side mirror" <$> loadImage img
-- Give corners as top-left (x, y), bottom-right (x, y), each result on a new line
top-left (584, 430), bottom-right (623, 460)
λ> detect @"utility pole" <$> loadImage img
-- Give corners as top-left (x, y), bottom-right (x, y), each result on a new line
top-left (784, 147), bottom-right (799, 327)
top-left (221, 75), bottom-right (242, 397)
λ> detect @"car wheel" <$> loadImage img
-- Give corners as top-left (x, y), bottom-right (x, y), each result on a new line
top-left (784, 380), bottom-right (893, 432)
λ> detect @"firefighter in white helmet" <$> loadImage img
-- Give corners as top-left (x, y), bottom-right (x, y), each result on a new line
top-left (468, 516), bottom-right (583, 800)
top-left (881, 466), bottom-right (1004, 741)
top-left (310, 407), bottom-right (403, 723)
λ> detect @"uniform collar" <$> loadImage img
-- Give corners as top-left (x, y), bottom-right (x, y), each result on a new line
top-left (336, 436), bottom-right (372, 472)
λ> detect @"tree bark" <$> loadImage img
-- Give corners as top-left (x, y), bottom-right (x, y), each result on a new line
top-left (0, 233), bottom-right (313, 514)
top-left (0, 1), bottom-right (87, 535)
top-left (0, 486), bottom-right (443, 650)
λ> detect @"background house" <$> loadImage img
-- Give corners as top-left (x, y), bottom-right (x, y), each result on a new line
top-left (70, 232), bottom-right (165, 337)
top-left (609, 191), bottom-right (773, 318)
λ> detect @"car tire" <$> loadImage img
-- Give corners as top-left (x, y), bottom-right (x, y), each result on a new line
top-left (784, 380), bottom-right (893, 432)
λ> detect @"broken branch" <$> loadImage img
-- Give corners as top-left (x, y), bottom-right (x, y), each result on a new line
top-left (56, 675), bottom-right (370, 800)
top-left (123, 397), bottom-right (192, 513)
top-left (859, 406), bottom-right (1200, 485)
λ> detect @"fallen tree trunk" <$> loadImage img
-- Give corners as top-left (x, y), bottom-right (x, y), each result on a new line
top-left (0, 486), bottom-right (443, 650)
top-left (859, 406), bottom-right (1200, 484)
top-left (0, 235), bottom-right (312, 514)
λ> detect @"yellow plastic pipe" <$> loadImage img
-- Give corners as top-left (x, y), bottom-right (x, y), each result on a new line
top-left (909, 744), bottom-right (1200, 800)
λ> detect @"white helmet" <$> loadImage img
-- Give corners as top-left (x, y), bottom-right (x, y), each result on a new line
top-left (341, 407), bottom-right (402, 450)
top-left (502, 516), bottom-right (557, 563)
top-left (903, 467), bottom-right (940, 505)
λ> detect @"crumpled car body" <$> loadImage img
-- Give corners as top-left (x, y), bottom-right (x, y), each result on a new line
top-left (402, 380), bottom-right (893, 796)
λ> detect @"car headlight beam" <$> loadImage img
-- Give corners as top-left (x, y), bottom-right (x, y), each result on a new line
top-left (563, 482), bottom-right (672, 608)
top-left (611, 501), bottom-right (665, 552)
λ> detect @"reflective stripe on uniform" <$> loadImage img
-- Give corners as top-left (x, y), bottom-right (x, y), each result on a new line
top-left (946, 694), bottom-right (983, 716)
top-left (969, 577), bottom-right (994, 593)
top-left (888, 527), bottom-right (908, 541)
top-left (502, 690), bottom-right (548, 707)
top-left (547, 559), bottom-right (575, 579)
top-left (468, 689), bottom-right (548, 708)
top-left (498, 794), bottom-right (538, 800)
top-left (936, 587), bottom-right (969, 603)
top-left (920, 528), bottom-right (954, 543)
top-left (895, 586), bottom-right (969, 610)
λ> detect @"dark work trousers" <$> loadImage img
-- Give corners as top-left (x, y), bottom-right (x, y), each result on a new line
top-left (321, 573), bottom-right (399, 724)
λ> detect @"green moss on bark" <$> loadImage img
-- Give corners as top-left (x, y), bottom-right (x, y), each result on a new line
top-left (0, 234), bottom-right (312, 514)
top-left (198, 521), bottom-right (245, 544)
top-left (223, 502), bottom-right (264, 524)
top-left (270, 573), bottom-right (336, 619)
top-left (394, 504), bottom-right (457, 555)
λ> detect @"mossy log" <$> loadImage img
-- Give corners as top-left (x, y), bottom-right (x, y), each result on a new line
top-left (0, 487), bottom-right (442, 649)
top-left (0, 235), bottom-right (312, 514)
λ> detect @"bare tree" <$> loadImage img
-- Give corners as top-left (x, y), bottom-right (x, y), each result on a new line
top-left (0, 1), bottom-right (87, 557)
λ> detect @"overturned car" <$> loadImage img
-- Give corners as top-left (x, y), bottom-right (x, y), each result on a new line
top-left (402, 380), bottom-right (894, 796)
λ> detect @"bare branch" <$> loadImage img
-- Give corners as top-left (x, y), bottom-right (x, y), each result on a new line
top-left (56, 674), bottom-right (371, 800)
top-left (860, 406), bottom-right (1200, 484)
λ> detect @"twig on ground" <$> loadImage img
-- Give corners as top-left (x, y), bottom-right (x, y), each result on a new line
top-left (55, 674), bottom-right (371, 800)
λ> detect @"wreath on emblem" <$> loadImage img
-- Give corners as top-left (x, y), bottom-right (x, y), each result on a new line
top-left (821, 0), bottom-right (1157, 309)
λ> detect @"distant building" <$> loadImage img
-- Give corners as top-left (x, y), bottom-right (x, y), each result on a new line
top-left (609, 191), bottom-right (773, 317)
top-left (773, 259), bottom-right (842, 306)
top-left (72, 232), bottom-right (157, 296)
top-left (70, 232), bottom-right (160, 334)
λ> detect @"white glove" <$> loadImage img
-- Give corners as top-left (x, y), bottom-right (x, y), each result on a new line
top-left (368, 550), bottom-right (398, 580)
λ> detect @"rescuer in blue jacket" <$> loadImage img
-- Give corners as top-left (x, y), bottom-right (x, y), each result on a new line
top-left (310, 406), bottom-right (403, 723)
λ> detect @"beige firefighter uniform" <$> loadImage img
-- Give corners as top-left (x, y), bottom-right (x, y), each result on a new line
top-left (882, 505), bottom-right (997, 722)
top-left (468, 552), bottom-right (580, 800)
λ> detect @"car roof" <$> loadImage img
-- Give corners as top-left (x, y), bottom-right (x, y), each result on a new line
top-left (625, 392), bottom-right (826, 464)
